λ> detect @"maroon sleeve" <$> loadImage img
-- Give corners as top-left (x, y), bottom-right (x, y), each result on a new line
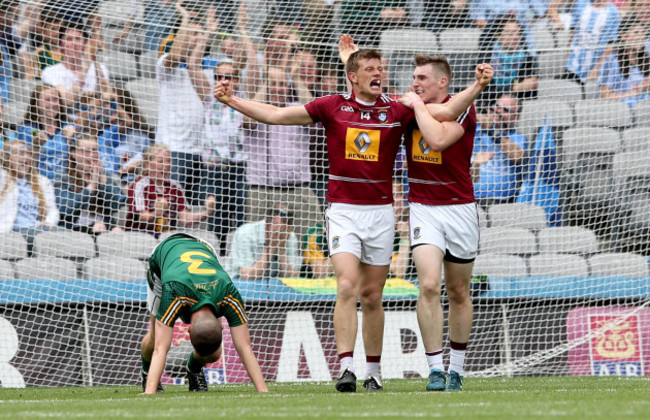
top-left (304, 95), bottom-right (334, 125)
top-left (456, 104), bottom-right (475, 132)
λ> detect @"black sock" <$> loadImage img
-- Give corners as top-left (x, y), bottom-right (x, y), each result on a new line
top-left (141, 354), bottom-right (151, 373)
top-left (187, 352), bottom-right (206, 373)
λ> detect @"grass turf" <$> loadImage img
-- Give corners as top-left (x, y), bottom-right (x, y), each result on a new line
top-left (1, 377), bottom-right (649, 419)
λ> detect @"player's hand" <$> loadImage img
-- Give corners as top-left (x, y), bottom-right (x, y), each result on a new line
top-left (398, 91), bottom-right (423, 109)
top-left (475, 63), bottom-right (493, 87)
top-left (205, 5), bottom-right (219, 33)
top-left (338, 35), bottom-right (358, 66)
top-left (214, 80), bottom-right (233, 103)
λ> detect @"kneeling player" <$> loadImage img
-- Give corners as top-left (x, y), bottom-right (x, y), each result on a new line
top-left (140, 233), bottom-right (268, 394)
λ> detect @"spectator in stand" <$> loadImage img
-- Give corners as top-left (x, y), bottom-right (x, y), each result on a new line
top-left (16, 84), bottom-right (69, 181)
top-left (417, 0), bottom-right (472, 31)
top-left (598, 17), bottom-right (650, 107)
top-left (0, 5), bottom-right (13, 104)
top-left (339, 1), bottom-right (409, 47)
top-left (243, 65), bottom-right (321, 237)
top-left (472, 93), bottom-right (528, 205)
top-left (202, 60), bottom-right (249, 255)
top-left (125, 144), bottom-right (215, 237)
top-left (0, 140), bottom-right (59, 254)
top-left (55, 133), bottom-right (124, 234)
top-left (41, 21), bottom-right (109, 111)
top-left (143, 0), bottom-right (177, 52)
top-left (478, 14), bottom-right (538, 111)
top-left (30, 8), bottom-right (65, 80)
top-left (155, 1), bottom-right (217, 205)
top-left (473, 0), bottom-right (547, 56)
top-left (228, 204), bottom-right (301, 280)
top-left (0, 0), bottom-right (21, 88)
top-left (557, 0), bottom-right (621, 84)
top-left (301, 222), bottom-right (333, 279)
top-left (300, 0), bottom-right (336, 63)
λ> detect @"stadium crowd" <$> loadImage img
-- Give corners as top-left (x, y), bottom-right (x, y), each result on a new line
top-left (0, 0), bottom-right (649, 279)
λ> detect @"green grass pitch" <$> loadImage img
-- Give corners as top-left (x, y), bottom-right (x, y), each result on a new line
top-left (1, 377), bottom-right (649, 419)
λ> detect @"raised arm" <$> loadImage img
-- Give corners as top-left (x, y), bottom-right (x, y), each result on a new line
top-left (230, 323), bottom-right (269, 392)
top-left (424, 63), bottom-right (493, 121)
top-left (143, 319), bottom-right (172, 394)
top-left (214, 80), bottom-right (314, 125)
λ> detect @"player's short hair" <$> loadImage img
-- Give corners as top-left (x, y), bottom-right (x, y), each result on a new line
top-left (414, 54), bottom-right (453, 81)
top-left (346, 49), bottom-right (383, 75)
top-left (191, 312), bottom-right (222, 356)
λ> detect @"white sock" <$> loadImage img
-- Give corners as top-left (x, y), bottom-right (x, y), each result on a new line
top-left (366, 362), bottom-right (380, 378)
top-left (449, 349), bottom-right (466, 375)
top-left (340, 356), bottom-right (354, 373)
top-left (425, 350), bottom-right (444, 371)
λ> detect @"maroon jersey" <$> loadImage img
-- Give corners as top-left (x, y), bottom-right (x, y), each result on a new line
top-left (125, 176), bottom-right (188, 234)
top-left (406, 95), bottom-right (477, 205)
top-left (304, 92), bottom-right (414, 205)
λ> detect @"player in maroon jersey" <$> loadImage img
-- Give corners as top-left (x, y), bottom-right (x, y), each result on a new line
top-left (214, 49), bottom-right (487, 392)
top-left (399, 57), bottom-right (489, 392)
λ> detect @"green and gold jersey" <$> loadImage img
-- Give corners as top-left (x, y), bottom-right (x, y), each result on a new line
top-left (147, 233), bottom-right (247, 328)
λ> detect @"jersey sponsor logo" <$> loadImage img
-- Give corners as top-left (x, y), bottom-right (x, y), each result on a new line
top-left (340, 105), bottom-right (355, 112)
top-left (377, 110), bottom-right (388, 122)
top-left (411, 129), bottom-right (441, 164)
top-left (346, 128), bottom-right (380, 161)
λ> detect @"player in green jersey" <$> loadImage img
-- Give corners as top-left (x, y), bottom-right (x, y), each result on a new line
top-left (140, 233), bottom-right (268, 394)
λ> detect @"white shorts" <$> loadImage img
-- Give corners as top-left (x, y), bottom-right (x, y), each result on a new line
top-left (325, 203), bottom-right (395, 266)
top-left (409, 202), bottom-right (479, 262)
top-left (146, 286), bottom-right (160, 317)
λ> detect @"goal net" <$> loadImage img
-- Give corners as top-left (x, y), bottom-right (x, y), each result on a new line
top-left (0, 0), bottom-right (648, 387)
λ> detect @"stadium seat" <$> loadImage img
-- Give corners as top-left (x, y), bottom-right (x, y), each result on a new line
top-left (479, 227), bottom-right (538, 256)
top-left (0, 232), bottom-right (28, 261)
top-left (487, 203), bottom-right (547, 230)
top-left (537, 226), bottom-right (598, 255)
top-left (537, 50), bottom-right (570, 79)
top-left (3, 101), bottom-right (29, 126)
top-left (574, 99), bottom-right (633, 129)
top-left (101, 50), bottom-right (139, 82)
top-left (0, 260), bottom-right (15, 280)
top-left (10, 78), bottom-right (37, 103)
top-left (379, 29), bottom-right (439, 55)
top-left (473, 253), bottom-right (528, 278)
top-left (438, 27), bottom-right (482, 90)
top-left (528, 253), bottom-right (589, 277)
top-left (610, 152), bottom-right (650, 254)
top-left (95, 231), bottom-right (157, 259)
top-left (33, 231), bottom-right (96, 259)
top-left (537, 78), bottom-right (583, 106)
top-left (621, 127), bottom-right (650, 153)
top-left (124, 77), bottom-right (159, 125)
top-left (84, 256), bottom-right (147, 281)
top-left (588, 253), bottom-right (649, 278)
top-left (517, 99), bottom-right (574, 143)
top-left (14, 257), bottom-right (79, 280)
top-left (531, 19), bottom-right (555, 52)
top-left (560, 128), bottom-right (620, 232)
top-left (631, 99), bottom-right (650, 127)
top-left (159, 229), bottom-right (220, 251)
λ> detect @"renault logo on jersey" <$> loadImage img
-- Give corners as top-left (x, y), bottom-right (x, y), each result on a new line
top-left (411, 129), bottom-right (441, 164)
top-left (355, 132), bottom-right (371, 152)
top-left (345, 128), bottom-right (380, 161)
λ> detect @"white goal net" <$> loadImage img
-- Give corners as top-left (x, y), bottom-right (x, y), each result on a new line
top-left (0, 0), bottom-right (648, 388)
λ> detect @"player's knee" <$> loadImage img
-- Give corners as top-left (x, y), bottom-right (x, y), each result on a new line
top-left (359, 288), bottom-right (382, 310)
top-left (337, 277), bottom-right (360, 301)
top-left (446, 282), bottom-right (471, 304)
top-left (419, 279), bottom-right (442, 300)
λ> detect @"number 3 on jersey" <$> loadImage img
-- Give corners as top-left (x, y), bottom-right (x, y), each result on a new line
top-left (180, 251), bottom-right (217, 275)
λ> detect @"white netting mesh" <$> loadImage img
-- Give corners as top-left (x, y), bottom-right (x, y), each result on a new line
top-left (0, 0), bottom-right (648, 387)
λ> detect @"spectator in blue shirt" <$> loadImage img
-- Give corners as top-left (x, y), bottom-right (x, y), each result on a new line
top-left (472, 93), bottom-right (528, 205)
top-left (0, 41), bottom-right (11, 104)
top-left (598, 16), bottom-right (650, 107)
top-left (563, 0), bottom-right (621, 83)
top-left (16, 84), bottom-right (69, 180)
